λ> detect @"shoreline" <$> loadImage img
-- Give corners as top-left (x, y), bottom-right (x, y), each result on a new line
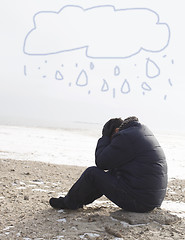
top-left (0, 124), bottom-right (185, 179)
top-left (0, 158), bottom-right (184, 239)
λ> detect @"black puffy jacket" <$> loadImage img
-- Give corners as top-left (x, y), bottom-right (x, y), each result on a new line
top-left (95, 121), bottom-right (168, 208)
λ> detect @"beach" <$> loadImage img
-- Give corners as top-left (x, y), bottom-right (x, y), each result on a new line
top-left (0, 125), bottom-right (185, 239)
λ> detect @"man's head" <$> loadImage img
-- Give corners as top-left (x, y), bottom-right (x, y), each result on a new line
top-left (102, 118), bottom-right (124, 137)
top-left (119, 116), bottom-right (139, 131)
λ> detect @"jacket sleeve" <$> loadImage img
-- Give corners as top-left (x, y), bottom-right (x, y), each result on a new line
top-left (95, 133), bottom-right (134, 170)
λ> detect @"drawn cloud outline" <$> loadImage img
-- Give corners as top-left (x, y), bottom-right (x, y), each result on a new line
top-left (23, 5), bottom-right (171, 59)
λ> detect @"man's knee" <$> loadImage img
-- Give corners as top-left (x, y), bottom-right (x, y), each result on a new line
top-left (83, 166), bottom-right (103, 182)
top-left (84, 166), bottom-right (99, 175)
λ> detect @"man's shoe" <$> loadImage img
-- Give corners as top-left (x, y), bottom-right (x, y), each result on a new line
top-left (49, 197), bottom-right (67, 209)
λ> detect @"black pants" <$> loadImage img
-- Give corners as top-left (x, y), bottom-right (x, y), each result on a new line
top-left (64, 166), bottom-right (154, 213)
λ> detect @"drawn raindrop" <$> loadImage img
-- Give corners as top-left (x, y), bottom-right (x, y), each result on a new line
top-left (24, 65), bottom-right (27, 76)
top-left (164, 95), bottom-right (167, 100)
top-left (141, 82), bottom-right (151, 91)
top-left (114, 66), bottom-right (120, 76)
top-left (168, 78), bottom-right (173, 86)
top-left (75, 63), bottom-right (78, 67)
top-left (69, 82), bottom-right (72, 87)
top-left (55, 70), bottom-right (64, 80)
top-left (45, 60), bottom-right (47, 63)
top-left (76, 70), bottom-right (88, 87)
top-left (146, 58), bottom-right (160, 78)
top-left (171, 59), bottom-right (174, 64)
top-left (88, 90), bottom-right (91, 95)
top-left (101, 79), bottom-right (109, 92)
top-left (121, 79), bottom-right (130, 94)
top-left (90, 62), bottom-right (94, 70)
top-left (42, 75), bottom-right (47, 78)
top-left (113, 88), bottom-right (116, 98)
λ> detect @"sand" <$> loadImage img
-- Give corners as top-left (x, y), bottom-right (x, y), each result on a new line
top-left (0, 158), bottom-right (185, 240)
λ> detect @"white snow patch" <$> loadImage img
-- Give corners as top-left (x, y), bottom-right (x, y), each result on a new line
top-left (161, 200), bottom-right (185, 218)
top-left (27, 184), bottom-right (37, 187)
top-left (79, 233), bottom-right (100, 239)
top-left (57, 218), bottom-right (66, 223)
top-left (3, 226), bottom-right (14, 231)
top-left (57, 192), bottom-right (68, 198)
top-left (32, 188), bottom-right (47, 192)
top-left (29, 181), bottom-right (44, 185)
top-left (53, 236), bottom-right (64, 239)
top-left (58, 209), bottom-right (65, 213)
top-left (20, 181), bottom-right (26, 185)
top-left (16, 186), bottom-right (26, 190)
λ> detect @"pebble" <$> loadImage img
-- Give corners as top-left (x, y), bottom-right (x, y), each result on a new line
top-left (24, 195), bottom-right (29, 200)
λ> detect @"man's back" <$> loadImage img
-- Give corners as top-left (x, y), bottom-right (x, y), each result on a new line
top-left (95, 121), bottom-right (168, 208)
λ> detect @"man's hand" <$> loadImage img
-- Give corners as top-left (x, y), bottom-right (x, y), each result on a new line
top-left (102, 118), bottom-right (123, 137)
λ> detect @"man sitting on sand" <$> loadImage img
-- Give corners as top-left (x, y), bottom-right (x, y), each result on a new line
top-left (49, 116), bottom-right (168, 213)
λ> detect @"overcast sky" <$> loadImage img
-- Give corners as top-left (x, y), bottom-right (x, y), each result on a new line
top-left (0, 0), bottom-right (184, 134)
